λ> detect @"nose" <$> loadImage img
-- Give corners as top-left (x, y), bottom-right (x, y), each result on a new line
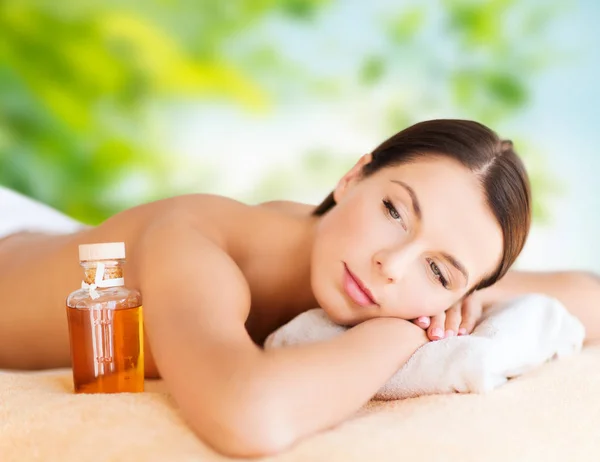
top-left (373, 243), bottom-right (421, 284)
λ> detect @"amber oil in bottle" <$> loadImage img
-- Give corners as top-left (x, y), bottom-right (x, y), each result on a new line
top-left (66, 242), bottom-right (144, 393)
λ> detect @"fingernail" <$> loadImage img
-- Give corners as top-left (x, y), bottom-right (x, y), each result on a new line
top-left (431, 327), bottom-right (444, 338)
top-left (458, 328), bottom-right (467, 335)
top-left (445, 329), bottom-right (456, 337)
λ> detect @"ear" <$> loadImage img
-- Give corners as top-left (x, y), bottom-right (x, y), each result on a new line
top-left (333, 153), bottom-right (373, 204)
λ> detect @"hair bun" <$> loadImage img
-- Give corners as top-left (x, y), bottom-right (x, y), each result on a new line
top-left (500, 139), bottom-right (514, 152)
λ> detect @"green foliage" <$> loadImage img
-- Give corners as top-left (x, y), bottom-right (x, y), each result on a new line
top-left (0, 0), bottom-right (328, 223)
top-left (0, 0), bottom-right (565, 225)
top-left (246, 150), bottom-right (354, 204)
top-left (441, 0), bottom-right (564, 221)
top-left (245, 0), bottom-right (564, 223)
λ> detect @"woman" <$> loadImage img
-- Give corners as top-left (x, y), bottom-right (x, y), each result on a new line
top-left (0, 119), bottom-right (598, 457)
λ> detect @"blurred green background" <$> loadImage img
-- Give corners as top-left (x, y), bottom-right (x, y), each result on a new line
top-left (1, 0), bottom-right (598, 271)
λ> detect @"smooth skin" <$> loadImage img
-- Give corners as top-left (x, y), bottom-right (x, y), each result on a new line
top-left (1, 155), bottom-right (599, 457)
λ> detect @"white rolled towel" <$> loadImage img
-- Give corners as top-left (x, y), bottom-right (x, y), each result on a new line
top-left (264, 294), bottom-right (585, 400)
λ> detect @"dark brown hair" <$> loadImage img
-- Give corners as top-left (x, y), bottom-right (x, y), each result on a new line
top-left (313, 119), bottom-right (531, 293)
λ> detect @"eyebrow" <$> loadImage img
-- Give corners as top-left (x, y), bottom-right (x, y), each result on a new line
top-left (390, 180), bottom-right (470, 285)
top-left (390, 180), bottom-right (421, 221)
top-left (441, 252), bottom-right (469, 286)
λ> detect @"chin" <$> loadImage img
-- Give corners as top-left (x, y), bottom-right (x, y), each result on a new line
top-left (312, 285), bottom-right (353, 326)
top-left (321, 293), bottom-right (373, 327)
top-left (321, 304), bottom-right (356, 327)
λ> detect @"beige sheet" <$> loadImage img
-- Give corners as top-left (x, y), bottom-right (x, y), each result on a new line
top-left (2, 343), bottom-right (600, 462)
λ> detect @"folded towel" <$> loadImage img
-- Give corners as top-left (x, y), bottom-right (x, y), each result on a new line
top-left (264, 294), bottom-right (586, 400)
top-left (0, 186), bottom-right (85, 239)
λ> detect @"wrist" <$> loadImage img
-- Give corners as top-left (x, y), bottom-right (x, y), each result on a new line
top-left (363, 316), bottom-right (410, 328)
top-left (362, 316), bottom-right (428, 341)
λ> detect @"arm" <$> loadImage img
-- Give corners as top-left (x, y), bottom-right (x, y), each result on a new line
top-left (478, 270), bottom-right (600, 342)
top-left (136, 213), bottom-right (428, 458)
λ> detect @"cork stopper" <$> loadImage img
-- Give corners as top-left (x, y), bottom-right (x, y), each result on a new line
top-left (83, 266), bottom-right (124, 285)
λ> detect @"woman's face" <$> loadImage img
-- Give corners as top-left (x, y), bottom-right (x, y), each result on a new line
top-left (310, 154), bottom-right (504, 326)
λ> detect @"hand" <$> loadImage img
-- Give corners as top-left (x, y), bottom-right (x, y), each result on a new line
top-left (411, 291), bottom-right (484, 341)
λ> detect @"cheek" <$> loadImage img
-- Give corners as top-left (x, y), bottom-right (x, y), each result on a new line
top-left (327, 197), bottom-right (394, 250)
top-left (384, 276), bottom-right (450, 319)
top-left (316, 202), bottom-right (373, 256)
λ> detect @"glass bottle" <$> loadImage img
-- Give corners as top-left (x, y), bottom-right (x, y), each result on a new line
top-left (66, 242), bottom-right (144, 393)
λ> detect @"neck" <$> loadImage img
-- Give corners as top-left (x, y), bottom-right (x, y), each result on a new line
top-left (243, 210), bottom-right (323, 343)
top-left (242, 208), bottom-right (321, 315)
top-left (281, 213), bottom-right (320, 309)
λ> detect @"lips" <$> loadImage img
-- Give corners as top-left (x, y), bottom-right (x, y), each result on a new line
top-left (343, 263), bottom-right (378, 307)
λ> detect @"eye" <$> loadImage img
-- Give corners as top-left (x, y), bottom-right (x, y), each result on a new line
top-left (382, 198), bottom-right (407, 230)
top-left (428, 259), bottom-right (450, 289)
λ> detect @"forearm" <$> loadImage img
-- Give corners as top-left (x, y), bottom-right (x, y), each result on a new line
top-left (154, 312), bottom-right (427, 458)
top-left (257, 317), bottom-right (428, 446)
top-left (191, 317), bottom-right (427, 456)
top-left (479, 270), bottom-right (600, 341)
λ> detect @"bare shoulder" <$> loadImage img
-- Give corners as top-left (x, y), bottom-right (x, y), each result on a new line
top-left (89, 194), bottom-right (307, 275)
top-left (134, 195), bottom-right (316, 250)
top-left (100, 193), bottom-right (245, 230)
top-left (93, 194), bottom-right (314, 243)
top-left (0, 193), bottom-right (252, 290)
top-left (84, 194), bottom-right (247, 246)
top-left (0, 192), bottom-right (308, 291)
top-left (0, 193), bottom-right (304, 276)
top-left (258, 200), bottom-right (316, 217)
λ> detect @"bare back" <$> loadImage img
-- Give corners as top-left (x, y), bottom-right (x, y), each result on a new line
top-left (0, 194), bottom-right (317, 374)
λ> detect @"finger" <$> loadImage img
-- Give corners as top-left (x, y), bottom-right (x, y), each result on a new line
top-left (444, 302), bottom-right (462, 337)
top-left (412, 316), bottom-right (431, 329)
top-left (459, 293), bottom-right (483, 335)
top-left (428, 312), bottom-right (446, 340)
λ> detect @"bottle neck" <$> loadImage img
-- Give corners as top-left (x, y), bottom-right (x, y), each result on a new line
top-left (81, 260), bottom-right (125, 286)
